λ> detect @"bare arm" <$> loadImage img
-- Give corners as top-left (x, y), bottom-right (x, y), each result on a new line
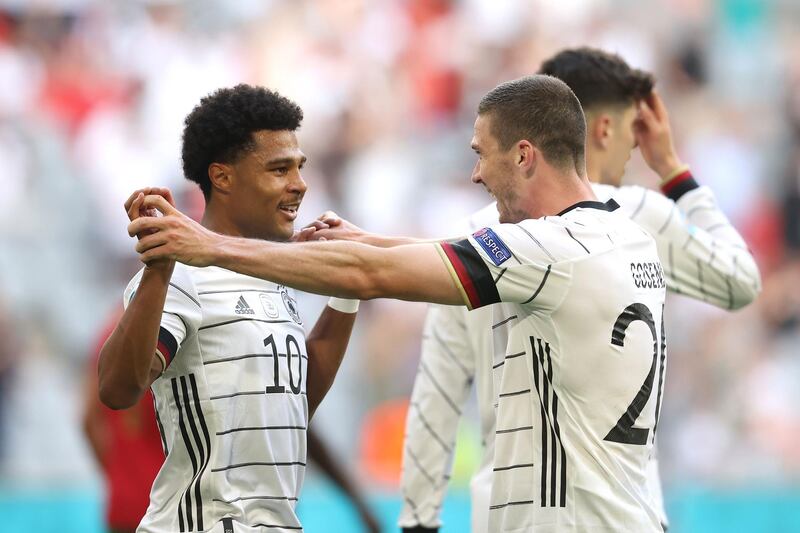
top-left (97, 265), bottom-right (171, 409)
top-left (98, 189), bottom-right (179, 410)
top-left (305, 304), bottom-right (357, 418)
top-left (82, 355), bottom-right (109, 470)
top-left (130, 196), bottom-right (465, 306)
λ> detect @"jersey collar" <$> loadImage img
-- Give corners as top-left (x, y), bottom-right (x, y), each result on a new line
top-left (557, 198), bottom-right (620, 217)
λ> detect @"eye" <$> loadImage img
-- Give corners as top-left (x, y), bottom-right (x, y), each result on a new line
top-left (273, 167), bottom-right (289, 176)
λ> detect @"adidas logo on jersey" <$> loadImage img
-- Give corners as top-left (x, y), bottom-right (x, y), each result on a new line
top-left (235, 295), bottom-right (255, 315)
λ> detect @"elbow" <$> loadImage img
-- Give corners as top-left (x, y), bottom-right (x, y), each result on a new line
top-left (98, 377), bottom-right (142, 410)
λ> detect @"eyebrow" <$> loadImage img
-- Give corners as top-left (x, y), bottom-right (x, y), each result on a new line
top-left (265, 155), bottom-right (307, 167)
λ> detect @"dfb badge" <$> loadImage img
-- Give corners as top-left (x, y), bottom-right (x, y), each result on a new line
top-left (280, 286), bottom-right (303, 325)
top-left (259, 293), bottom-right (280, 319)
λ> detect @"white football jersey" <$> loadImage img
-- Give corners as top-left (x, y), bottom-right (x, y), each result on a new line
top-left (124, 264), bottom-right (308, 533)
top-left (399, 180), bottom-right (761, 532)
top-left (436, 199), bottom-right (666, 532)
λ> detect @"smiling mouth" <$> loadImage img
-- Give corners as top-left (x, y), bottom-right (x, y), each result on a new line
top-left (278, 202), bottom-right (300, 217)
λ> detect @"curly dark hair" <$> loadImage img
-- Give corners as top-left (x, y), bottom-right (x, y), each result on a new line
top-left (181, 84), bottom-right (303, 198)
top-left (478, 75), bottom-right (586, 173)
top-left (538, 47), bottom-right (654, 112)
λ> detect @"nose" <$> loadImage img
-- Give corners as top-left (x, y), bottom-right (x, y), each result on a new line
top-left (288, 170), bottom-right (308, 196)
top-left (471, 160), bottom-right (482, 184)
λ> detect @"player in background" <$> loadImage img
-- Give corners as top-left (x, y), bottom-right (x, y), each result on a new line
top-left (98, 86), bottom-right (361, 533)
top-left (84, 307), bottom-right (164, 533)
top-left (390, 48), bottom-right (762, 533)
top-left (130, 74), bottom-right (670, 532)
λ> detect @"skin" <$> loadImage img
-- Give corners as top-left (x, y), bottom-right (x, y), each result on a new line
top-left (125, 114), bottom-right (596, 307)
top-left (99, 132), bottom-right (356, 417)
top-left (587, 91), bottom-right (684, 187)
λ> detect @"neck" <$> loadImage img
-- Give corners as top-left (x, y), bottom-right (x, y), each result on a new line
top-left (201, 198), bottom-right (243, 238)
top-left (521, 168), bottom-right (597, 220)
top-left (585, 152), bottom-right (603, 184)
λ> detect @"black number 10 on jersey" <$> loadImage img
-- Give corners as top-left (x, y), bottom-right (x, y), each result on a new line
top-left (263, 334), bottom-right (303, 394)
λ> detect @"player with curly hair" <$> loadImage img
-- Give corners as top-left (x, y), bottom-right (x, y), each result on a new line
top-left (98, 84), bottom-right (361, 533)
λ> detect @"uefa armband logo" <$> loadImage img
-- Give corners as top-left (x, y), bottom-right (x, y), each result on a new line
top-left (473, 227), bottom-right (511, 266)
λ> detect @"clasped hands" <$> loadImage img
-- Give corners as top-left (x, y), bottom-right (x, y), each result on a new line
top-left (123, 188), bottom-right (364, 267)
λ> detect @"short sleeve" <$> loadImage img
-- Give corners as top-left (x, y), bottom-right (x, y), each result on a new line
top-left (436, 222), bottom-right (568, 310)
top-left (123, 264), bottom-right (202, 370)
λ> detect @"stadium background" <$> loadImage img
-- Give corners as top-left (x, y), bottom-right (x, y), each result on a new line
top-left (0, 0), bottom-right (799, 531)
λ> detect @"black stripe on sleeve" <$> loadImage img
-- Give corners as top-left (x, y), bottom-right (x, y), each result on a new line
top-left (157, 327), bottom-right (178, 366)
top-left (449, 239), bottom-right (501, 307)
top-left (664, 174), bottom-right (700, 201)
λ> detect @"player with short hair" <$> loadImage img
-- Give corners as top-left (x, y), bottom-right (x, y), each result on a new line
top-left (130, 74), bottom-right (670, 532)
top-left (395, 47), bottom-right (761, 533)
top-left (98, 85), bottom-right (360, 533)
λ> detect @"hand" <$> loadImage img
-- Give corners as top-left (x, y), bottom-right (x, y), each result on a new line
top-left (633, 92), bottom-right (684, 180)
top-left (308, 211), bottom-right (371, 243)
top-left (125, 188), bottom-right (178, 270)
top-left (127, 195), bottom-right (223, 267)
top-left (124, 187), bottom-right (176, 226)
top-left (291, 220), bottom-right (332, 243)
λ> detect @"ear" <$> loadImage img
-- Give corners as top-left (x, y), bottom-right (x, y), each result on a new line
top-left (517, 140), bottom-right (537, 176)
top-left (589, 114), bottom-right (613, 150)
top-left (208, 163), bottom-right (233, 195)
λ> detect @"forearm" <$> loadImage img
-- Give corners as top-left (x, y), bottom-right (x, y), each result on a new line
top-left (213, 237), bottom-right (461, 304)
top-left (663, 176), bottom-right (761, 307)
top-left (98, 265), bottom-right (171, 409)
top-left (305, 304), bottom-right (357, 418)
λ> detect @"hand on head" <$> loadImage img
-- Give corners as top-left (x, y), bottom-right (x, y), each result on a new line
top-left (633, 91), bottom-right (683, 180)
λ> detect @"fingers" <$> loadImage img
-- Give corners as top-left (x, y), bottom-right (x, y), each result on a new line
top-left (150, 187), bottom-right (176, 207)
top-left (648, 91), bottom-right (668, 120)
top-left (124, 189), bottom-right (146, 213)
top-left (303, 220), bottom-right (331, 231)
top-left (317, 210), bottom-right (341, 226)
top-left (291, 226), bottom-right (317, 243)
top-left (637, 98), bottom-right (657, 126)
top-left (141, 194), bottom-right (179, 216)
top-left (135, 231), bottom-right (169, 254)
top-left (128, 215), bottom-right (168, 237)
top-left (127, 192), bottom-right (145, 222)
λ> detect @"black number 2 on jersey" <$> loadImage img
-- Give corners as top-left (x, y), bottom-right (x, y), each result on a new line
top-left (604, 303), bottom-right (667, 446)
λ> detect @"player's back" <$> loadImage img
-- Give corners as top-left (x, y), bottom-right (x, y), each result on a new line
top-left (484, 202), bottom-right (666, 532)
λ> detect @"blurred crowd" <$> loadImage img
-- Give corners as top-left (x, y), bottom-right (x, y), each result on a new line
top-left (0, 0), bottom-right (799, 504)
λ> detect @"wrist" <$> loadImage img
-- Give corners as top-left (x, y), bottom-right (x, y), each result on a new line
top-left (327, 297), bottom-right (360, 313)
top-left (654, 157), bottom-right (684, 182)
top-left (143, 260), bottom-right (175, 279)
